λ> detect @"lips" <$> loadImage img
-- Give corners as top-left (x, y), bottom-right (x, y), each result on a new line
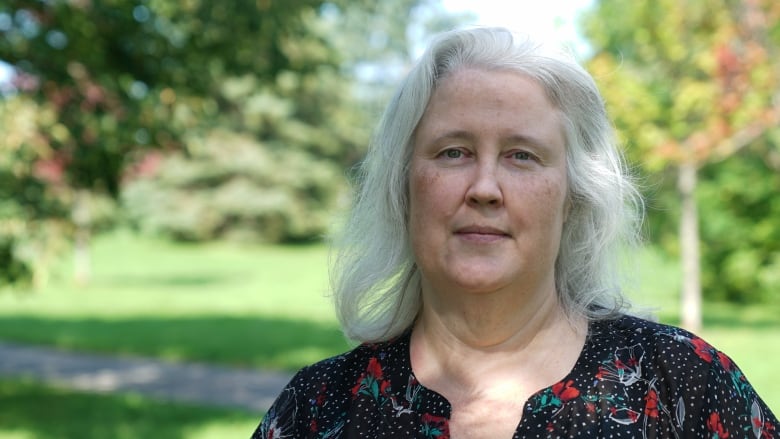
top-left (454, 225), bottom-right (511, 240)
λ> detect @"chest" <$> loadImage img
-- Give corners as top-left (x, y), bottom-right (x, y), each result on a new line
top-left (448, 396), bottom-right (526, 439)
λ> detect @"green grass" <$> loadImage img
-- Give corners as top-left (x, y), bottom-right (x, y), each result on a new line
top-left (0, 230), bottom-right (351, 370)
top-left (626, 247), bottom-right (780, 411)
top-left (0, 378), bottom-right (259, 439)
top-left (2, 229), bottom-right (337, 320)
top-left (0, 231), bottom-right (778, 413)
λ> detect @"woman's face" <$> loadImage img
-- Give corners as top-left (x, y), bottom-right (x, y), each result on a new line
top-left (409, 68), bottom-right (569, 298)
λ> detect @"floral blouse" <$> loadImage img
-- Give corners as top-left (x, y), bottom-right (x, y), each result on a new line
top-left (252, 315), bottom-right (778, 438)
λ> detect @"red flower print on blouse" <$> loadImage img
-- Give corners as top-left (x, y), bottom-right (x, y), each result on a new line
top-left (552, 380), bottom-right (580, 402)
top-left (707, 412), bottom-right (730, 438)
top-left (366, 356), bottom-right (383, 378)
top-left (690, 337), bottom-right (714, 363)
top-left (315, 385), bottom-right (327, 406)
top-left (717, 351), bottom-right (734, 371)
top-left (597, 344), bottom-right (644, 386)
top-left (608, 406), bottom-right (640, 425)
top-left (421, 413), bottom-right (450, 438)
top-left (532, 379), bottom-right (582, 414)
top-left (351, 357), bottom-right (391, 402)
top-left (644, 388), bottom-right (659, 418)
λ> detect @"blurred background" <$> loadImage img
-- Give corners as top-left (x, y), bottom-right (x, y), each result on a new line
top-left (0, 0), bottom-right (778, 437)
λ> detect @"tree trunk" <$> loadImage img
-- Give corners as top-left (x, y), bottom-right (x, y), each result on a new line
top-left (72, 189), bottom-right (91, 287)
top-left (678, 160), bottom-right (702, 332)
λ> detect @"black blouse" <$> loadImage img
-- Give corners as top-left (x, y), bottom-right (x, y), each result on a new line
top-left (252, 315), bottom-right (778, 438)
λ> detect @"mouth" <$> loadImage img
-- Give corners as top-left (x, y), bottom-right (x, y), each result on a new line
top-left (454, 225), bottom-right (511, 240)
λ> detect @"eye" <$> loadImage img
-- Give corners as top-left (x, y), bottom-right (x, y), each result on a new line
top-left (442, 149), bottom-right (463, 159)
top-left (512, 151), bottom-right (532, 161)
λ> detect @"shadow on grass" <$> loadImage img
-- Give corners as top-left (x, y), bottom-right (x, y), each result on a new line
top-left (0, 315), bottom-right (352, 371)
top-left (96, 271), bottom-right (247, 288)
top-left (0, 378), bottom-right (258, 439)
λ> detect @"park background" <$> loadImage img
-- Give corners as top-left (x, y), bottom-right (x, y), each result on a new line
top-left (0, 0), bottom-right (778, 437)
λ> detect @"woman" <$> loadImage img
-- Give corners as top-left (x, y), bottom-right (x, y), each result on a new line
top-left (252, 27), bottom-right (778, 438)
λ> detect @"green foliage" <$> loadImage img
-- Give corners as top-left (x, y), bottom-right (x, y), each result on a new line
top-left (0, 96), bottom-right (71, 288)
top-left (697, 149), bottom-right (780, 302)
top-left (0, 0), bottom-right (338, 198)
top-left (0, 0), bottom-right (450, 283)
top-left (583, 0), bottom-right (780, 302)
top-left (0, 221), bottom-right (69, 290)
top-left (122, 131), bottom-right (346, 242)
top-left (116, 1), bottom-right (460, 244)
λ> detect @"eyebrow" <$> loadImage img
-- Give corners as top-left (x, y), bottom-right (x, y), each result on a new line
top-left (502, 133), bottom-right (550, 150)
top-left (431, 130), bottom-right (550, 150)
top-left (429, 130), bottom-right (474, 143)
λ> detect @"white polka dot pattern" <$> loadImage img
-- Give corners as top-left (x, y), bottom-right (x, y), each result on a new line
top-left (252, 315), bottom-right (779, 438)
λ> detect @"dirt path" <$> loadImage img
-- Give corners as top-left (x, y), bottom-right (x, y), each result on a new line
top-left (0, 341), bottom-right (292, 413)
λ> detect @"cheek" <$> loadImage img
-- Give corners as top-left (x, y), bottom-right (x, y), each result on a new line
top-left (408, 169), bottom-right (426, 233)
top-left (408, 166), bottom-right (452, 240)
top-left (542, 179), bottom-right (567, 207)
top-left (409, 166), bottom-right (441, 214)
top-left (523, 174), bottom-right (569, 223)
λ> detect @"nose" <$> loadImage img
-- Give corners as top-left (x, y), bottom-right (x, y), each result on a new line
top-left (466, 161), bottom-right (503, 207)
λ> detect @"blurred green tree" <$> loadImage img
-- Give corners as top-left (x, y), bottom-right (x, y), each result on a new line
top-left (583, 0), bottom-right (780, 330)
top-left (0, 0), bottom-right (463, 287)
top-left (120, 0), bottom-right (464, 242)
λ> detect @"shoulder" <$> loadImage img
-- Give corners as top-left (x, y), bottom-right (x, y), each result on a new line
top-left (590, 313), bottom-right (719, 366)
top-left (290, 333), bottom-right (410, 392)
top-left (615, 316), bottom-right (780, 434)
top-left (590, 315), bottom-right (777, 412)
top-left (585, 315), bottom-right (720, 393)
top-left (252, 334), bottom-right (411, 438)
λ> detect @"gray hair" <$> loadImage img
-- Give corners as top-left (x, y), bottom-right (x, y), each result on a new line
top-left (330, 27), bottom-right (643, 342)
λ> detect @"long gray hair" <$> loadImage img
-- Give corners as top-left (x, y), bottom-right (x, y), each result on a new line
top-left (330, 27), bottom-right (643, 342)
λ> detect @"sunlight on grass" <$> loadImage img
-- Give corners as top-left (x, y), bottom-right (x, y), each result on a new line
top-left (0, 432), bottom-right (36, 439)
top-left (0, 231), bottom-right (777, 412)
top-left (0, 230), bottom-right (351, 370)
top-left (0, 229), bottom-right (335, 321)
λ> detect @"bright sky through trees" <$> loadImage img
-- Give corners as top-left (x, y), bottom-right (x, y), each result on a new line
top-left (0, 2), bottom-right (597, 91)
top-left (441, 0), bottom-right (595, 57)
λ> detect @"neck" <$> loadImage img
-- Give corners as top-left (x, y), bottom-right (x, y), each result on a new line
top-left (417, 276), bottom-right (566, 348)
top-left (410, 282), bottom-right (587, 392)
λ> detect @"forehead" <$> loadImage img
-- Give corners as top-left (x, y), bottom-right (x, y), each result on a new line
top-left (430, 67), bottom-right (555, 109)
top-left (415, 68), bottom-right (565, 147)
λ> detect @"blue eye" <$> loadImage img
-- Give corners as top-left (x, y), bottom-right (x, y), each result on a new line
top-left (444, 149), bottom-right (462, 159)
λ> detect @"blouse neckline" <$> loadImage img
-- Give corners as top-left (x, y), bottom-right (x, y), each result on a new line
top-left (401, 318), bottom-right (603, 426)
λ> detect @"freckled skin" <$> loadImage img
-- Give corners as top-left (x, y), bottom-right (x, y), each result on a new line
top-left (409, 67), bottom-right (569, 300)
top-left (408, 68), bottom-right (576, 439)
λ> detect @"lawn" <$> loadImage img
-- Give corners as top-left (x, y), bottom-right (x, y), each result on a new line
top-left (0, 230), bottom-right (351, 370)
top-left (0, 378), bottom-right (259, 439)
top-left (626, 248), bottom-right (780, 412)
top-left (0, 229), bottom-right (778, 436)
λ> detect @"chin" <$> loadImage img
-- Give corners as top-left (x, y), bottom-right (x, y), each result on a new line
top-left (451, 276), bottom-right (510, 295)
